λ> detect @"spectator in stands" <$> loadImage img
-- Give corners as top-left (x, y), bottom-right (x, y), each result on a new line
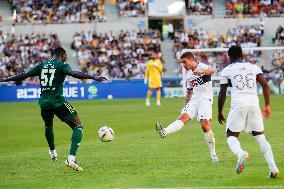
top-left (226, 0), bottom-right (284, 18)
top-left (10, 0), bottom-right (106, 24)
top-left (72, 29), bottom-right (162, 79)
top-left (0, 31), bottom-right (60, 83)
top-left (186, 0), bottom-right (213, 15)
top-left (118, 0), bottom-right (145, 17)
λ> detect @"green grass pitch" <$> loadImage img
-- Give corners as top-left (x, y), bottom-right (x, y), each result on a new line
top-left (0, 95), bottom-right (283, 188)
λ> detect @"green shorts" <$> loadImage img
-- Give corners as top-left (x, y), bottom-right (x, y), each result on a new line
top-left (41, 101), bottom-right (77, 127)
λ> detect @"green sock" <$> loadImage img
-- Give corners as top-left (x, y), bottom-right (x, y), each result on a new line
top-left (45, 127), bottom-right (55, 150)
top-left (69, 125), bottom-right (83, 156)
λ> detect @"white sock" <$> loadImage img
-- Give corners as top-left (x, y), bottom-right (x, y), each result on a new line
top-left (227, 136), bottom-right (244, 158)
top-left (164, 120), bottom-right (184, 135)
top-left (68, 155), bottom-right (75, 161)
top-left (204, 130), bottom-right (216, 155)
top-left (255, 134), bottom-right (277, 171)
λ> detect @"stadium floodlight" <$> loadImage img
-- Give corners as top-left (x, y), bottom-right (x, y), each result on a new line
top-left (167, 1), bottom-right (185, 15)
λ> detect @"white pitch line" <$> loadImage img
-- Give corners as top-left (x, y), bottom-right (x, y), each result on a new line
top-left (133, 186), bottom-right (284, 189)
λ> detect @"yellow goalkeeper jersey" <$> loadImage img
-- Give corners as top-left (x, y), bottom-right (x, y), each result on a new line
top-left (145, 59), bottom-right (163, 88)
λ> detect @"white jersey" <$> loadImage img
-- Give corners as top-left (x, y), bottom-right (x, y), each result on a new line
top-left (220, 61), bottom-right (263, 108)
top-left (186, 63), bottom-right (213, 102)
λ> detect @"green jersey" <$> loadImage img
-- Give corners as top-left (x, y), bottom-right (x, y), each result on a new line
top-left (27, 58), bottom-right (72, 109)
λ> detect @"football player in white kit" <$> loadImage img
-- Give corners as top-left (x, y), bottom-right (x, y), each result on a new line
top-left (218, 46), bottom-right (279, 178)
top-left (156, 52), bottom-right (219, 163)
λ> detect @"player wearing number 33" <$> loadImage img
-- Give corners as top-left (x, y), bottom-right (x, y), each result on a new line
top-left (218, 46), bottom-right (279, 178)
top-left (0, 47), bottom-right (107, 172)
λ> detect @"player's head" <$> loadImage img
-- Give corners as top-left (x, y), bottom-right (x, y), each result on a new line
top-left (52, 47), bottom-right (67, 62)
top-left (228, 45), bottom-right (243, 63)
top-left (179, 52), bottom-right (197, 70)
top-left (151, 53), bottom-right (158, 59)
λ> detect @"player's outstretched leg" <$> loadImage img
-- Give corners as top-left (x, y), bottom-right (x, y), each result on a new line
top-left (254, 134), bottom-right (279, 178)
top-left (45, 127), bottom-right (57, 161)
top-left (65, 124), bottom-right (83, 171)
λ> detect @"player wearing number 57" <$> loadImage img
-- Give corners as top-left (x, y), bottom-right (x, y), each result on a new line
top-left (0, 47), bottom-right (107, 172)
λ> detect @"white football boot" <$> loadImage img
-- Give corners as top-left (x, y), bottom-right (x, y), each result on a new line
top-left (65, 155), bottom-right (83, 171)
top-left (156, 100), bottom-right (161, 106)
top-left (49, 149), bottom-right (57, 161)
top-left (268, 167), bottom-right (279, 178)
top-left (210, 153), bottom-right (219, 163)
top-left (146, 99), bottom-right (150, 106)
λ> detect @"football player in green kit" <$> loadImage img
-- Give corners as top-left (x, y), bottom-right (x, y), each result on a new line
top-left (0, 47), bottom-right (107, 171)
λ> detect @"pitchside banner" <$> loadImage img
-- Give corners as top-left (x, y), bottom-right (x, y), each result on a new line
top-left (0, 80), bottom-right (153, 102)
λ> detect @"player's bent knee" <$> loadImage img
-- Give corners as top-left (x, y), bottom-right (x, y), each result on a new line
top-left (200, 119), bottom-right (211, 132)
top-left (226, 129), bottom-right (240, 138)
top-left (252, 131), bottom-right (264, 136)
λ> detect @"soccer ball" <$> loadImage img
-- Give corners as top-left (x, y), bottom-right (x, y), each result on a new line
top-left (98, 126), bottom-right (114, 142)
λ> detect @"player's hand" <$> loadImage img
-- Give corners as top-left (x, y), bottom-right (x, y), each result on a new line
top-left (262, 105), bottom-right (271, 119)
top-left (193, 70), bottom-right (203, 75)
top-left (144, 78), bottom-right (147, 85)
top-left (94, 76), bottom-right (107, 82)
top-left (218, 112), bottom-right (226, 125)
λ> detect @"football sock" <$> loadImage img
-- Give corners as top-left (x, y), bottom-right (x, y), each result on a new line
top-left (227, 136), bottom-right (244, 158)
top-left (70, 125), bottom-right (83, 156)
top-left (204, 130), bottom-right (216, 155)
top-left (45, 127), bottom-right (55, 150)
top-left (164, 120), bottom-right (184, 135)
top-left (146, 90), bottom-right (152, 100)
top-left (254, 134), bottom-right (277, 171)
top-left (156, 89), bottom-right (161, 103)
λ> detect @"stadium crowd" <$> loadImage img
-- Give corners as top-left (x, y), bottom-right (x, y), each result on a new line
top-left (72, 30), bottom-right (162, 79)
top-left (173, 25), bottom-right (263, 73)
top-left (272, 25), bottom-right (284, 68)
top-left (185, 0), bottom-right (213, 15)
top-left (10, 0), bottom-right (106, 24)
top-left (0, 31), bottom-right (60, 82)
top-left (226, 0), bottom-right (284, 17)
top-left (118, 0), bottom-right (145, 17)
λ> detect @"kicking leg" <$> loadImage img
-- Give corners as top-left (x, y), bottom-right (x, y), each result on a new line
top-left (156, 113), bottom-right (190, 138)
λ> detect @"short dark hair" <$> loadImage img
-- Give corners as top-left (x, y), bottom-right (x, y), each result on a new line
top-left (180, 52), bottom-right (194, 60)
top-left (228, 46), bottom-right (242, 60)
top-left (52, 47), bottom-right (66, 58)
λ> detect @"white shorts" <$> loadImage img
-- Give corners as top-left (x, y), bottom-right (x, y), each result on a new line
top-left (181, 100), bottom-right (212, 122)
top-left (226, 106), bottom-right (264, 133)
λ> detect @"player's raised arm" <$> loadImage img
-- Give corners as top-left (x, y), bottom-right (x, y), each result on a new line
top-left (256, 74), bottom-right (271, 119)
top-left (0, 64), bottom-right (41, 82)
top-left (65, 70), bottom-right (107, 82)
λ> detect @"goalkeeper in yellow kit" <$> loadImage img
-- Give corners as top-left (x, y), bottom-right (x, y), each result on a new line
top-left (144, 53), bottom-right (163, 106)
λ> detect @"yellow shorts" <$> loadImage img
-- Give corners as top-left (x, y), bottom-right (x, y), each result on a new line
top-left (149, 79), bottom-right (162, 88)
